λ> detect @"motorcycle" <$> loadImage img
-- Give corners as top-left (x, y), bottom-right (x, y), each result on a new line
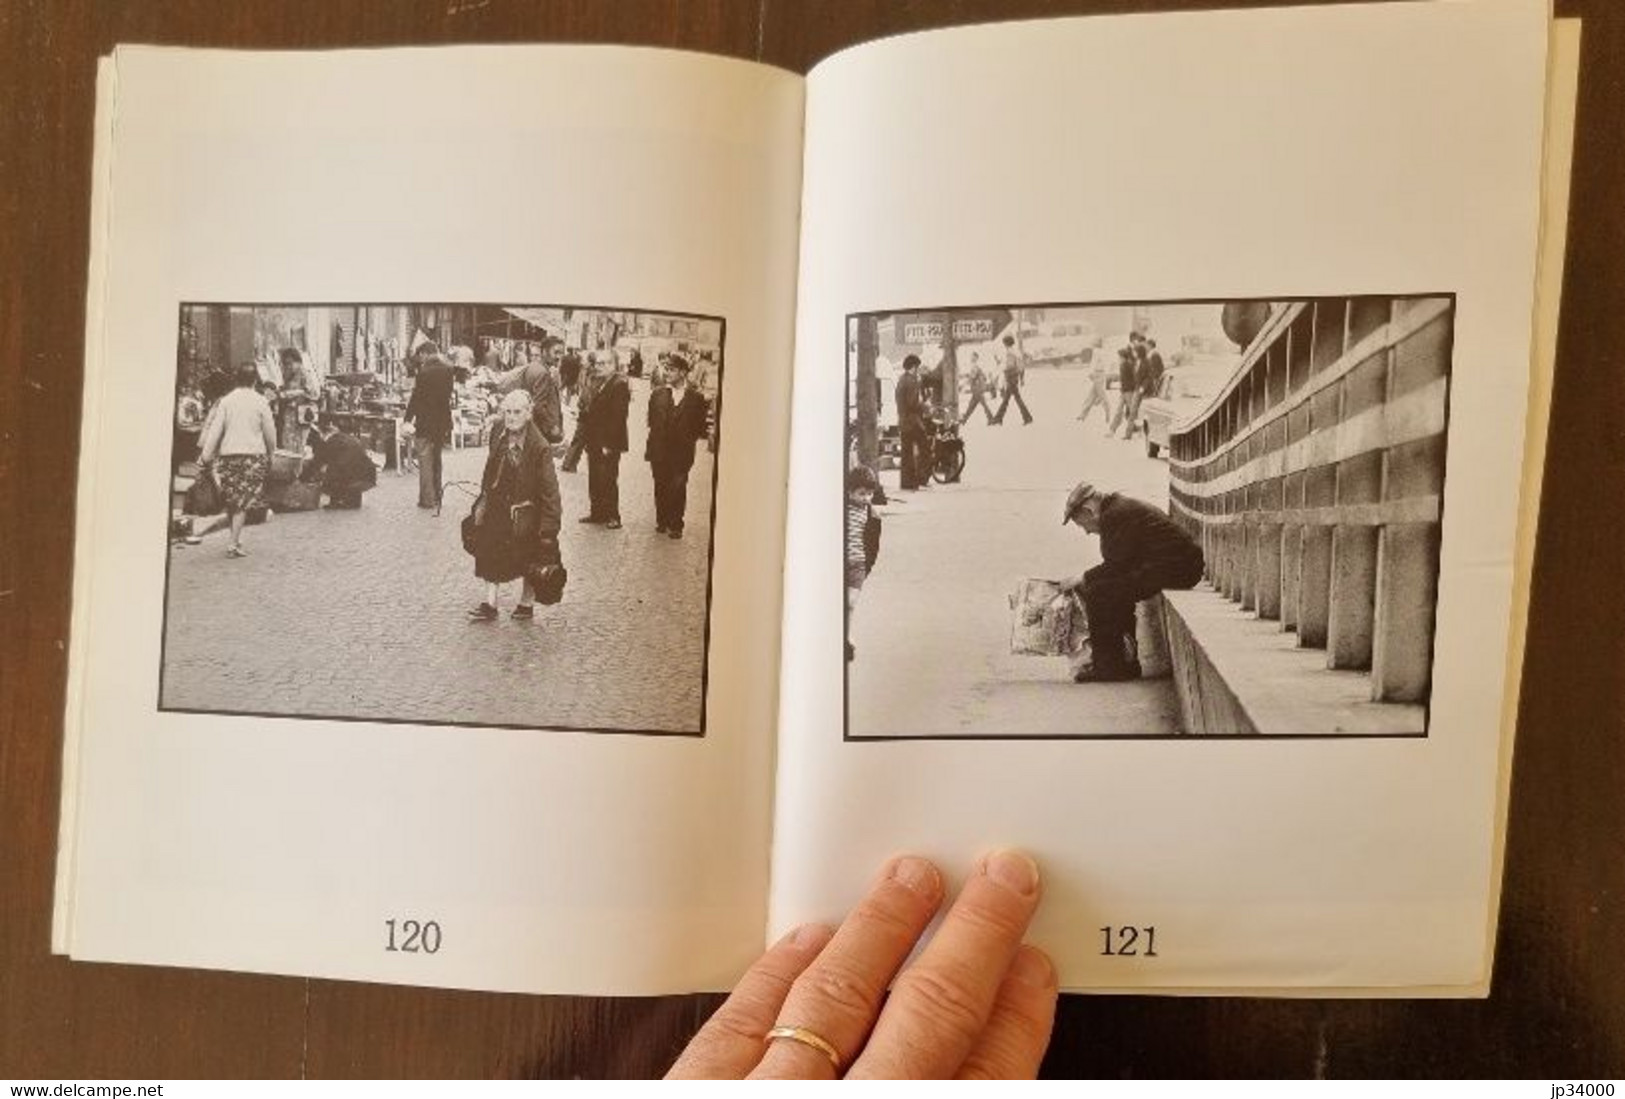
top-left (924, 408), bottom-right (965, 484)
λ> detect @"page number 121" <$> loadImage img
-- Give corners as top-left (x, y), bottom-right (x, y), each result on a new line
top-left (1100, 925), bottom-right (1157, 957)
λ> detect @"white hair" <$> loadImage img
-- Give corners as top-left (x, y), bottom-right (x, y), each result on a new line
top-left (499, 390), bottom-right (533, 414)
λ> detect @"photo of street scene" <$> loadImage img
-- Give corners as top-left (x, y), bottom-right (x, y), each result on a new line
top-left (162, 303), bottom-right (724, 735)
top-left (844, 295), bottom-right (1453, 739)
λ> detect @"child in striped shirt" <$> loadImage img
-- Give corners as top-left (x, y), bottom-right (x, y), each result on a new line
top-left (845, 465), bottom-right (882, 662)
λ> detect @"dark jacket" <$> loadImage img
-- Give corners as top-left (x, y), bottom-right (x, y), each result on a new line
top-left (481, 421), bottom-right (562, 542)
top-left (303, 431), bottom-right (377, 490)
top-left (1117, 349), bottom-right (1139, 391)
top-left (895, 369), bottom-right (925, 432)
top-left (1137, 350), bottom-right (1166, 397)
top-left (404, 359), bottom-right (455, 443)
top-left (1097, 493), bottom-right (1204, 582)
top-left (645, 385), bottom-right (709, 472)
top-left (582, 373), bottom-right (630, 453)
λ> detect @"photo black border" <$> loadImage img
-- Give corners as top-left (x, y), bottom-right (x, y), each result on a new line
top-left (842, 292), bottom-right (1456, 743)
top-left (158, 299), bottom-right (727, 739)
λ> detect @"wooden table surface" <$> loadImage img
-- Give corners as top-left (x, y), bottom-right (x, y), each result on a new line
top-left (2, 0), bottom-right (1621, 1079)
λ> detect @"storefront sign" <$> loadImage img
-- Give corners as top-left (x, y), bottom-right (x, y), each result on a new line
top-left (893, 309), bottom-right (1011, 346)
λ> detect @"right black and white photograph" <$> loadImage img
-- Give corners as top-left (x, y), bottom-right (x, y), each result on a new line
top-left (844, 295), bottom-right (1453, 739)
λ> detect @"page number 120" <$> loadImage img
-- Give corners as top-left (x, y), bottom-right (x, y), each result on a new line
top-left (385, 917), bottom-right (442, 954)
top-left (1100, 925), bottom-right (1157, 957)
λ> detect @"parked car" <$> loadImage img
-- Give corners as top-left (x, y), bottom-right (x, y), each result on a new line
top-left (1138, 362), bottom-right (1237, 458)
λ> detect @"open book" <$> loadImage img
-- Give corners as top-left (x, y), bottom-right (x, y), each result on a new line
top-left (56, 0), bottom-right (1576, 997)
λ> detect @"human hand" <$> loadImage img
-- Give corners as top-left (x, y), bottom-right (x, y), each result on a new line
top-left (666, 851), bottom-right (1056, 1080)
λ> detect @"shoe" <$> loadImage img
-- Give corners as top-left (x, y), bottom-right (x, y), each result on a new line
top-left (510, 604), bottom-right (534, 620)
top-left (466, 602), bottom-right (498, 622)
top-left (668, 528), bottom-right (683, 540)
top-left (1072, 660), bottom-right (1142, 683)
top-left (655, 524), bottom-right (668, 534)
top-left (579, 515), bottom-right (602, 524)
top-left (605, 519), bottom-right (622, 530)
top-left (226, 545), bottom-right (248, 558)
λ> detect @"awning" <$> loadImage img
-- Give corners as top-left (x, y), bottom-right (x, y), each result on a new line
top-left (500, 307), bottom-right (570, 337)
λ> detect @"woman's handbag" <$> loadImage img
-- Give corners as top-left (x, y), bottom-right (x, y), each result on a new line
top-left (184, 467), bottom-right (222, 516)
top-left (460, 494), bottom-right (486, 555)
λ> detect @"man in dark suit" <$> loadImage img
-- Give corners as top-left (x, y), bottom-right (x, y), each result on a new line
top-left (403, 345), bottom-right (455, 509)
top-left (644, 355), bottom-right (709, 539)
top-left (894, 354), bottom-right (928, 491)
top-left (579, 352), bottom-right (631, 529)
top-left (301, 418), bottom-right (378, 509)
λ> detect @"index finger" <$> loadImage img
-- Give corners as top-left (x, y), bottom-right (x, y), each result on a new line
top-left (846, 849), bottom-right (1043, 1079)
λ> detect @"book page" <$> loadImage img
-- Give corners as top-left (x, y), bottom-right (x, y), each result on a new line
top-left (774, 0), bottom-right (1553, 992)
top-left (58, 44), bottom-right (803, 994)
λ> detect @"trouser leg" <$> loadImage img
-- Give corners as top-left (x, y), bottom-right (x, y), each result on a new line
top-left (900, 426), bottom-right (924, 488)
top-left (651, 461), bottom-right (668, 527)
top-left (587, 447), bottom-right (606, 517)
top-left (1082, 563), bottom-right (1148, 670)
top-left (600, 450), bottom-right (621, 521)
top-left (1011, 386), bottom-right (1033, 423)
top-left (561, 423), bottom-right (587, 472)
top-left (1121, 392), bottom-right (1142, 437)
top-left (416, 438), bottom-right (442, 507)
top-left (668, 468), bottom-right (690, 532)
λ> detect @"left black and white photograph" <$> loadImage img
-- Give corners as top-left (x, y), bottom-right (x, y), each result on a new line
top-left (161, 303), bottom-right (724, 735)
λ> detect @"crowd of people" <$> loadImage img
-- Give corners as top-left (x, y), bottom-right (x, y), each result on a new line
top-left (1084, 329), bottom-right (1165, 439)
top-left (177, 335), bottom-right (717, 622)
top-left (402, 336), bottom-right (715, 621)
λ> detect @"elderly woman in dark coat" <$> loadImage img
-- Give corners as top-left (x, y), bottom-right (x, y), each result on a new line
top-left (466, 390), bottom-right (563, 621)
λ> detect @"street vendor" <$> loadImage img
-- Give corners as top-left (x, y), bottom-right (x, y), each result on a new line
top-left (1059, 481), bottom-right (1204, 683)
top-left (301, 417), bottom-right (378, 509)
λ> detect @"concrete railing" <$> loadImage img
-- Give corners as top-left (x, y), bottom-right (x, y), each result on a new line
top-left (1168, 296), bottom-right (1453, 704)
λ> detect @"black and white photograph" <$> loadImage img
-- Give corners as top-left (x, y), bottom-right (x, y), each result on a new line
top-left (161, 302), bottom-right (724, 735)
top-left (844, 295), bottom-right (1453, 739)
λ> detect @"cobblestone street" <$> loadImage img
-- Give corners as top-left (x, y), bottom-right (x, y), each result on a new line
top-left (848, 368), bottom-right (1183, 738)
top-left (161, 389), bottom-right (716, 734)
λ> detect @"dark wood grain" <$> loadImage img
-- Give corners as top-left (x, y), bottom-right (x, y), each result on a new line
top-left (2, 0), bottom-right (1620, 1080)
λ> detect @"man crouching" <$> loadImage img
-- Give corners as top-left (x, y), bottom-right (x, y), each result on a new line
top-left (1059, 481), bottom-right (1204, 682)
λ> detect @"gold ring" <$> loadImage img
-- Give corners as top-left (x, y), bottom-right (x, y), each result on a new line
top-left (765, 1025), bottom-right (842, 1071)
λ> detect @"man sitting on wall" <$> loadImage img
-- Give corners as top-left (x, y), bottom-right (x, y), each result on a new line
top-left (1059, 481), bottom-right (1204, 682)
top-left (302, 417), bottom-right (378, 509)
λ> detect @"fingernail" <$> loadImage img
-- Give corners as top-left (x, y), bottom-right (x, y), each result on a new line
top-left (983, 849), bottom-right (1040, 896)
top-left (784, 923), bottom-right (833, 950)
top-left (887, 855), bottom-right (942, 898)
top-left (1010, 945), bottom-right (1055, 988)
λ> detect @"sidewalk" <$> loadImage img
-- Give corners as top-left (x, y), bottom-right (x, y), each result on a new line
top-left (160, 383), bottom-right (716, 734)
top-left (848, 369), bottom-right (1183, 738)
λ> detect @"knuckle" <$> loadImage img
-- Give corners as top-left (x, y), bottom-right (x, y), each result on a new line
top-left (795, 958), bottom-right (886, 1021)
top-left (891, 964), bottom-right (989, 1045)
top-left (952, 890), bottom-right (1031, 940)
top-left (851, 889), bottom-right (931, 938)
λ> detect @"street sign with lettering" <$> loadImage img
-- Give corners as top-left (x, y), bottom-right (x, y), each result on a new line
top-left (893, 310), bottom-right (1011, 346)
